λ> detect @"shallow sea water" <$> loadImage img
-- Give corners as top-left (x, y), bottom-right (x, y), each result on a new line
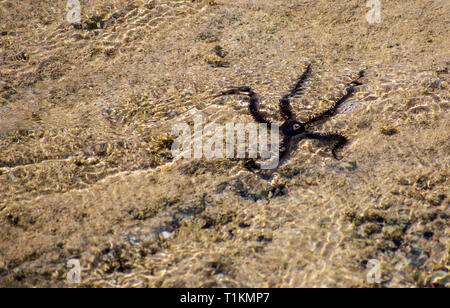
top-left (0, 0), bottom-right (448, 287)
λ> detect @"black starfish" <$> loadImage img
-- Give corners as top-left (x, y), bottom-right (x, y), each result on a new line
top-left (216, 64), bottom-right (365, 164)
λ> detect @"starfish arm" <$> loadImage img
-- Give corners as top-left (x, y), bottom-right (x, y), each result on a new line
top-left (304, 70), bottom-right (365, 128)
top-left (302, 132), bottom-right (348, 160)
top-left (217, 87), bottom-right (272, 125)
top-left (279, 135), bottom-right (293, 161)
top-left (248, 97), bottom-right (272, 125)
top-left (279, 63), bottom-right (311, 120)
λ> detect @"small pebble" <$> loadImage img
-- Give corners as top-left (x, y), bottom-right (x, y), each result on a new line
top-left (161, 231), bottom-right (172, 239)
top-left (343, 161), bottom-right (357, 171)
top-left (129, 237), bottom-right (140, 245)
top-left (431, 270), bottom-right (449, 287)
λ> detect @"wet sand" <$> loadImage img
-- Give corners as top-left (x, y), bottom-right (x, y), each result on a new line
top-left (0, 0), bottom-right (448, 287)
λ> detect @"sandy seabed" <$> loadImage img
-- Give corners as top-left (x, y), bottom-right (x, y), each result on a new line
top-left (0, 0), bottom-right (448, 287)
